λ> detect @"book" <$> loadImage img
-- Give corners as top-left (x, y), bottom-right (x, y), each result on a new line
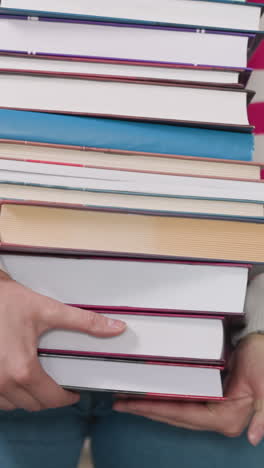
top-left (0, 140), bottom-right (260, 180)
top-left (0, 110), bottom-right (254, 161)
top-left (0, 55), bottom-right (251, 87)
top-left (0, 0), bottom-right (261, 32)
top-left (1, 181), bottom-right (264, 220)
top-left (0, 159), bottom-right (263, 204)
top-left (39, 312), bottom-right (225, 364)
top-left (0, 201), bottom-right (263, 262)
top-left (0, 73), bottom-right (252, 130)
top-left (1, 255), bottom-right (248, 315)
top-left (0, 17), bottom-right (252, 69)
top-left (39, 354), bottom-right (224, 399)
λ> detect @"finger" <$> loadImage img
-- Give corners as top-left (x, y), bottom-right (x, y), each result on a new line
top-left (114, 404), bottom-right (204, 430)
top-left (114, 400), bottom-right (219, 431)
top-left (248, 400), bottom-right (264, 446)
top-left (0, 395), bottom-right (16, 411)
top-left (114, 396), bottom-right (251, 434)
top-left (17, 360), bottom-right (80, 409)
top-left (5, 385), bottom-right (43, 412)
top-left (42, 301), bottom-right (126, 337)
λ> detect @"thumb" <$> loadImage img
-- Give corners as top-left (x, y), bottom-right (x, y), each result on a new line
top-left (41, 300), bottom-right (127, 337)
top-left (248, 399), bottom-right (264, 446)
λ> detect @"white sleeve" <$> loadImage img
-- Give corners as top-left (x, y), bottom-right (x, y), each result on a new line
top-left (233, 271), bottom-right (264, 344)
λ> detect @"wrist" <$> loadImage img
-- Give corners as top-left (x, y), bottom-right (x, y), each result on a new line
top-left (239, 332), bottom-right (264, 348)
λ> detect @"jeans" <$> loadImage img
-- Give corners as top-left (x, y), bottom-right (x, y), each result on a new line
top-left (0, 392), bottom-right (262, 468)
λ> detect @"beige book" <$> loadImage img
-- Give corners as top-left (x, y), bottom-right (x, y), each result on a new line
top-left (0, 140), bottom-right (261, 180)
top-left (0, 183), bottom-right (263, 219)
top-left (0, 202), bottom-right (264, 262)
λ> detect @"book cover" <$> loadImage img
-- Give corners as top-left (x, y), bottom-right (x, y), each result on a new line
top-left (0, 110), bottom-right (254, 161)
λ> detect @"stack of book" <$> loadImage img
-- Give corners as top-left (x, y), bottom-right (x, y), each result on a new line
top-left (0, 0), bottom-right (263, 401)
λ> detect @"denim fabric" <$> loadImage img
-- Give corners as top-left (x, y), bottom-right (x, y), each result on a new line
top-left (0, 392), bottom-right (262, 468)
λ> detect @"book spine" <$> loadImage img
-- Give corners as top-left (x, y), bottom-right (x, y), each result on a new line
top-left (0, 110), bottom-right (255, 161)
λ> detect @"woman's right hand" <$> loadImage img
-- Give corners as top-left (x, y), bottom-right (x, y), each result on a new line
top-left (0, 271), bottom-right (126, 412)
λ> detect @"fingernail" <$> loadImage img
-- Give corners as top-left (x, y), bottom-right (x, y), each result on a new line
top-left (70, 394), bottom-right (80, 405)
top-left (249, 430), bottom-right (262, 446)
top-left (107, 318), bottom-right (126, 330)
top-left (113, 403), bottom-right (126, 412)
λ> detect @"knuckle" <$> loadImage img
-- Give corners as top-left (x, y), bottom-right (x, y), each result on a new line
top-left (86, 310), bottom-right (100, 329)
top-left (13, 359), bottom-right (35, 386)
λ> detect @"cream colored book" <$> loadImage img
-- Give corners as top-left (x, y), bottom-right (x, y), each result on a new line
top-left (0, 202), bottom-right (263, 262)
top-left (0, 140), bottom-right (261, 180)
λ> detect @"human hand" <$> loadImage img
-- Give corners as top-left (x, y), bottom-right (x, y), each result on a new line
top-left (0, 270), bottom-right (126, 412)
top-left (114, 334), bottom-right (264, 446)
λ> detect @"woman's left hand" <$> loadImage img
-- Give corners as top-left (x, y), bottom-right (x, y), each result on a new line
top-left (114, 334), bottom-right (264, 446)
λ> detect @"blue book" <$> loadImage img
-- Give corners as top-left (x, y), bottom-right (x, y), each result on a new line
top-left (0, 109), bottom-right (254, 161)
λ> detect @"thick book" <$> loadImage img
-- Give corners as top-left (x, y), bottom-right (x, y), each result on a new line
top-left (0, 139), bottom-right (260, 179)
top-left (1, 181), bottom-right (264, 220)
top-left (0, 55), bottom-right (251, 87)
top-left (0, 0), bottom-right (261, 32)
top-left (39, 312), bottom-right (225, 364)
top-left (0, 201), bottom-right (263, 262)
top-left (0, 159), bottom-right (263, 204)
top-left (0, 140), bottom-right (260, 180)
top-left (39, 354), bottom-right (225, 400)
top-left (1, 255), bottom-right (249, 315)
top-left (0, 110), bottom-right (254, 161)
top-left (0, 17), bottom-right (252, 69)
top-left (0, 72), bottom-right (252, 131)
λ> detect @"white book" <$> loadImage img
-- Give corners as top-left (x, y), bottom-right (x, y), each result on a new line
top-left (0, 0), bottom-right (260, 32)
top-left (0, 55), bottom-right (243, 86)
top-left (39, 355), bottom-right (223, 398)
top-left (1, 181), bottom-right (263, 219)
top-left (0, 141), bottom-right (260, 180)
top-left (0, 73), bottom-right (249, 128)
top-left (1, 255), bottom-right (249, 315)
top-left (0, 18), bottom-right (249, 68)
top-left (39, 313), bottom-right (225, 363)
top-left (0, 159), bottom-right (263, 203)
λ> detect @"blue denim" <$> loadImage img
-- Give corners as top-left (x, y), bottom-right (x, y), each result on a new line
top-left (0, 392), bottom-right (262, 468)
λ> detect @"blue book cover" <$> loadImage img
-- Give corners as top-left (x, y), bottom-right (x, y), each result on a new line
top-left (0, 109), bottom-right (254, 161)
